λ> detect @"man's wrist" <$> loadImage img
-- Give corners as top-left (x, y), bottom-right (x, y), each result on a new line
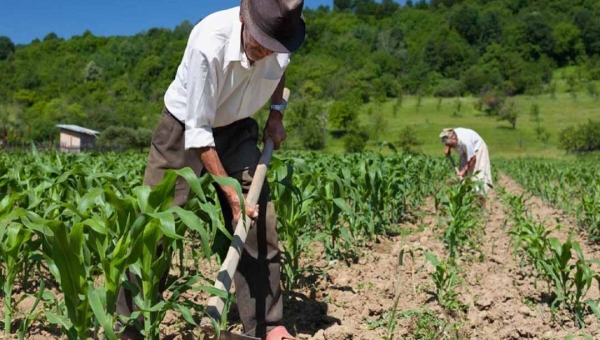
top-left (268, 109), bottom-right (284, 121)
top-left (221, 186), bottom-right (239, 202)
top-left (269, 101), bottom-right (287, 115)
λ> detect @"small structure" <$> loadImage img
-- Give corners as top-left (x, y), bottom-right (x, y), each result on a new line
top-left (56, 124), bottom-right (100, 153)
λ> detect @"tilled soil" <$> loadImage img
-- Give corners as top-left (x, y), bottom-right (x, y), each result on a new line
top-left (1, 174), bottom-right (599, 340)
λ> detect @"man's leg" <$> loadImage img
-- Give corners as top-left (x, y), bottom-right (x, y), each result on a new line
top-left (213, 118), bottom-right (283, 339)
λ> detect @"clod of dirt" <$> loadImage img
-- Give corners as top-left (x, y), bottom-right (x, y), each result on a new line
top-left (518, 306), bottom-right (534, 317)
top-left (312, 329), bottom-right (326, 340)
top-left (323, 324), bottom-right (353, 340)
top-left (475, 294), bottom-right (493, 310)
top-left (516, 325), bottom-right (536, 338)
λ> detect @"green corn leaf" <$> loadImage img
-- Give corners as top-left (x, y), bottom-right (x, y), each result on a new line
top-left (170, 207), bottom-right (212, 258)
top-left (88, 285), bottom-right (117, 340)
top-left (148, 170), bottom-right (177, 211)
top-left (196, 286), bottom-right (229, 299)
top-left (147, 211), bottom-right (184, 240)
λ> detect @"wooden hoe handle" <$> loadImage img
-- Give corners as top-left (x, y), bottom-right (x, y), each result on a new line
top-left (203, 88), bottom-right (290, 328)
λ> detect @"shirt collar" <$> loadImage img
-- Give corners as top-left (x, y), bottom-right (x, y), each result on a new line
top-left (225, 19), bottom-right (252, 69)
top-left (224, 16), bottom-right (289, 70)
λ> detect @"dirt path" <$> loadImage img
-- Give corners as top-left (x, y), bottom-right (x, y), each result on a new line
top-left (2, 174), bottom-right (600, 340)
top-left (272, 174), bottom-right (600, 340)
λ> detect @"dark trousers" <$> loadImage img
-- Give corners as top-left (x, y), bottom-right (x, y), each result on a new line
top-left (116, 107), bottom-right (283, 338)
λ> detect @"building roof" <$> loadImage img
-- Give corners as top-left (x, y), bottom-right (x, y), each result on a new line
top-left (56, 124), bottom-right (100, 136)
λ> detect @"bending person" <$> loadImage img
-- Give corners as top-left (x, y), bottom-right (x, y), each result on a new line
top-left (440, 127), bottom-right (492, 204)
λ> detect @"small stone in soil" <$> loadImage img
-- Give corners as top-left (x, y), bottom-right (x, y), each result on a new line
top-left (519, 306), bottom-right (534, 317)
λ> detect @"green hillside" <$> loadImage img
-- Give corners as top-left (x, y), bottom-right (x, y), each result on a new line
top-left (0, 0), bottom-right (599, 154)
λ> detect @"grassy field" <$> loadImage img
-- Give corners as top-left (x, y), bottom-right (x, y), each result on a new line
top-left (316, 90), bottom-right (600, 158)
top-left (306, 67), bottom-right (600, 158)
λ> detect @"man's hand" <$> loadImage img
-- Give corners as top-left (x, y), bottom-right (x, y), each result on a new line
top-left (196, 147), bottom-right (259, 223)
top-left (222, 186), bottom-right (259, 223)
top-left (444, 146), bottom-right (451, 156)
top-left (263, 110), bottom-right (286, 150)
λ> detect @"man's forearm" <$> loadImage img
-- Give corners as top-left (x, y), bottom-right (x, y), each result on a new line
top-left (270, 73), bottom-right (286, 108)
top-left (195, 147), bottom-right (236, 196)
top-left (264, 73), bottom-right (287, 150)
top-left (464, 156), bottom-right (477, 172)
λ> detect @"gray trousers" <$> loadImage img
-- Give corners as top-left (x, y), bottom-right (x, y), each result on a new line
top-left (116, 107), bottom-right (283, 338)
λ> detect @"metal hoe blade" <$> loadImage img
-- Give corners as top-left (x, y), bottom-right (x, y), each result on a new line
top-left (219, 331), bottom-right (261, 340)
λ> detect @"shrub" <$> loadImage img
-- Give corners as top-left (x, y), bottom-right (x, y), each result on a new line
top-left (461, 66), bottom-right (491, 95)
top-left (286, 99), bottom-right (327, 150)
top-left (343, 128), bottom-right (369, 153)
top-left (397, 126), bottom-right (423, 154)
top-left (433, 79), bottom-right (465, 98)
top-left (559, 120), bottom-right (600, 152)
top-left (100, 126), bottom-right (152, 151)
top-left (329, 100), bottom-right (358, 132)
top-left (477, 90), bottom-right (505, 116)
top-left (498, 100), bottom-right (518, 129)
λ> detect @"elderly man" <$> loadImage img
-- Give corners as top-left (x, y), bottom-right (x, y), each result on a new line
top-left (440, 128), bottom-right (493, 200)
top-left (116, 1), bottom-right (305, 339)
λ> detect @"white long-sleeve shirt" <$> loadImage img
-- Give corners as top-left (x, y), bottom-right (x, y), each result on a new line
top-left (164, 7), bottom-right (290, 150)
top-left (454, 128), bottom-right (483, 161)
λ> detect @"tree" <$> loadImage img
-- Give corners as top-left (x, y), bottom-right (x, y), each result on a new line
top-left (397, 126), bottom-right (423, 154)
top-left (0, 36), bottom-right (15, 60)
top-left (422, 28), bottom-right (472, 79)
top-left (498, 100), bottom-right (518, 129)
top-left (43, 32), bottom-right (59, 42)
top-left (574, 11), bottom-right (600, 55)
top-left (559, 120), bottom-right (600, 152)
top-left (354, 0), bottom-right (379, 17)
top-left (334, 0), bottom-right (353, 11)
top-left (379, 0), bottom-right (400, 17)
top-left (84, 61), bottom-right (104, 83)
top-left (173, 20), bottom-right (193, 40)
top-left (328, 100), bottom-right (357, 133)
top-left (343, 127), bottom-right (369, 152)
top-left (13, 90), bottom-right (36, 107)
top-left (286, 99), bottom-right (327, 150)
top-left (520, 13), bottom-right (555, 60)
top-left (530, 103), bottom-right (540, 123)
top-left (100, 126), bottom-right (137, 150)
top-left (369, 110), bottom-right (387, 144)
top-left (450, 5), bottom-right (481, 45)
top-left (553, 22), bottom-right (584, 66)
top-left (133, 128), bottom-right (153, 151)
top-left (479, 11), bottom-right (503, 50)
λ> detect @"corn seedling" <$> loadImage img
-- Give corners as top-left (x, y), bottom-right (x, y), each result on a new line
top-left (424, 252), bottom-right (463, 312)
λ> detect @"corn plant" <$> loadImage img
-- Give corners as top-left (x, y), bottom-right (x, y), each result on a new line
top-left (578, 184), bottom-right (600, 241)
top-left (270, 159), bottom-right (321, 290)
top-left (384, 245), bottom-right (417, 340)
top-left (439, 175), bottom-right (482, 258)
top-left (424, 252), bottom-right (462, 311)
top-left (502, 191), bottom-right (530, 226)
top-left (509, 218), bottom-right (552, 276)
top-left (540, 237), bottom-right (600, 327)
top-left (0, 220), bottom-right (39, 334)
top-left (313, 172), bottom-right (354, 260)
top-left (499, 158), bottom-right (600, 242)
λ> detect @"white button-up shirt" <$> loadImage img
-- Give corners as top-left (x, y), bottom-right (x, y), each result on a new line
top-left (164, 7), bottom-right (290, 150)
top-left (454, 128), bottom-right (483, 161)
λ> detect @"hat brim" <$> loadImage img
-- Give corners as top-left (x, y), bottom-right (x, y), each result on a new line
top-left (241, 0), bottom-right (306, 53)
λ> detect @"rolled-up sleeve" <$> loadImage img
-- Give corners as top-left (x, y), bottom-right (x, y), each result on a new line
top-left (184, 49), bottom-right (218, 150)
